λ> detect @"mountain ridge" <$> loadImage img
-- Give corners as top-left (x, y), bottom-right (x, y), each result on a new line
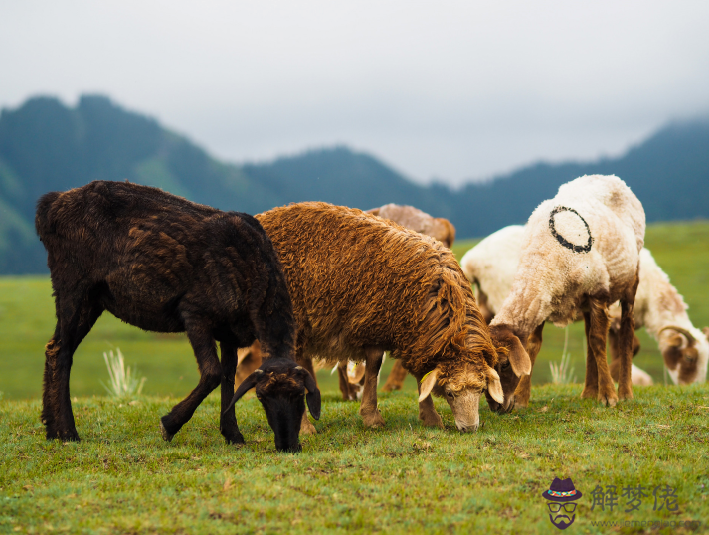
top-left (1, 94), bottom-right (707, 273)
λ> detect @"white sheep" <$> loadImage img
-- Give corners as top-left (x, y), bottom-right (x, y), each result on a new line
top-left (461, 227), bottom-right (708, 386)
top-left (609, 248), bottom-right (709, 385)
top-left (484, 175), bottom-right (645, 409)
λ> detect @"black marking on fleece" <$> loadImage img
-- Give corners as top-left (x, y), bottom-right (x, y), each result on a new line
top-left (549, 206), bottom-right (593, 254)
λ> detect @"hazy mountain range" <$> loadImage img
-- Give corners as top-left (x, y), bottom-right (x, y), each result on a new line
top-left (1, 95), bottom-right (708, 274)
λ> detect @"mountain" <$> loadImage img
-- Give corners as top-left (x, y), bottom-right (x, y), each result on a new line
top-left (447, 119), bottom-right (709, 236)
top-left (1, 95), bottom-right (708, 274)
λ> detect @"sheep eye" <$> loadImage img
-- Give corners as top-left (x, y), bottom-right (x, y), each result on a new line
top-left (445, 391), bottom-right (454, 398)
top-left (501, 361), bottom-right (511, 370)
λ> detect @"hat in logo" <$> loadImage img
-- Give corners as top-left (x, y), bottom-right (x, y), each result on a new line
top-left (542, 477), bottom-right (583, 502)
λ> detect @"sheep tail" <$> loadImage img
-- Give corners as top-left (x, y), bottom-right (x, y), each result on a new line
top-left (35, 191), bottom-right (62, 240)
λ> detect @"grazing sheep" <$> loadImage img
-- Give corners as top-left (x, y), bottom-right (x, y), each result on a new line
top-left (36, 181), bottom-right (319, 452)
top-left (461, 225), bottom-right (645, 384)
top-left (608, 248), bottom-right (708, 385)
top-left (461, 226), bottom-right (708, 386)
top-left (234, 203), bottom-right (458, 399)
top-left (255, 202), bottom-right (529, 432)
top-left (483, 175), bottom-right (644, 409)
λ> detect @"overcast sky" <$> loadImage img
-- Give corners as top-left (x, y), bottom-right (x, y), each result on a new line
top-left (2, 1), bottom-right (709, 185)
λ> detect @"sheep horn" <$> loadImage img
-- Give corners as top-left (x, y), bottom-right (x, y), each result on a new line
top-left (658, 326), bottom-right (696, 345)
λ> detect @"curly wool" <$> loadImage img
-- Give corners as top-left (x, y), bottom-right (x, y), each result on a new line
top-left (256, 202), bottom-right (497, 389)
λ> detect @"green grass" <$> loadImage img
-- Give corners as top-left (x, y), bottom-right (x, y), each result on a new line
top-left (1, 385), bottom-right (707, 533)
top-left (2, 220), bottom-right (708, 401)
top-left (1, 221), bottom-right (708, 533)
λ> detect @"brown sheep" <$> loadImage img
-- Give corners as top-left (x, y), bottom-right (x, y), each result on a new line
top-left (255, 202), bottom-right (531, 432)
top-left (234, 204), bottom-right (458, 400)
top-left (35, 181), bottom-right (319, 452)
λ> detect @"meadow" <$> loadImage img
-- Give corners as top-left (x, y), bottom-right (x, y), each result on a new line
top-left (1, 221), bottom-right (708, 533)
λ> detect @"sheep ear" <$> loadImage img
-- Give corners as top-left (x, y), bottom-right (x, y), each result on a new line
top-left (302, 370), bottom-right (321, 421)
top-left (487, 367), bottom-right (504, 404)
top-left (222, 370), bottom-right (261, 415)
top-left (418, 367), bottom-right (440, 402)
top-left (508, 336), bottom-right (532, 377)
top-left (441, 218), bottom-right (455, 246)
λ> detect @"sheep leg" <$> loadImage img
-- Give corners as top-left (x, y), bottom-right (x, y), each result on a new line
top-left (297, 346), bottom-right (318, 435)
top-left (382, 360), bottom-right (409, 392)
top-left (42, 326), bottom-right (62, 439)
top-left (607, 327), bottom-right (621, 382)
top-left (359, 346), bottom-right (385, 428)
top-left (580, 310), bottom-right (599, 399)
top-left (416, 376), bottom-right (444, 428)
top-left (44, 294), bottom-right (104, 441)
top-left (617, 275), bottom-right (639, 400)
top-left (235, 341), bottom-right (263, 386)
top-left (337, 364), bottom-right (357, 401)
top-left (513, 322), bottom-right (544, 409)
top-left (585, 297), bottom-right (617, 407)
top-left (160, 321), bottom-right (222, 441)
top-left (609, 331), bottom-right (640, 382)
top-left (219, 340), bottom-right (246, 445)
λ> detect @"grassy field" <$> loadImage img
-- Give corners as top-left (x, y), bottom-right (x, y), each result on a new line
top-left (1, 385), bottom-right (708, 533)
top-left (1, 221), bottom-right (708, 533)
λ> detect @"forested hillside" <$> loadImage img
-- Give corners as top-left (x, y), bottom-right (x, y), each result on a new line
top-left (1, 95), bottom-right (707, 273)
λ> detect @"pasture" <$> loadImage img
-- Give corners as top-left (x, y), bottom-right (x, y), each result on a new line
top-left (1, 221), bottom-right (708, 533)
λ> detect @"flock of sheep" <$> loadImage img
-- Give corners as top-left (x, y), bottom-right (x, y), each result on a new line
top-left (34, 175), bottom-right (707, 452)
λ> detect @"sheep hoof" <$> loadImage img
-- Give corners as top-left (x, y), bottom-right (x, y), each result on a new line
top-left (160, 421), bottom-right (175, 442)
top-left (580, 388), bottom-right (598, 400)
top-left (513, 399), bottom-right (529, 410)
top-left (300, 419), bottom-right (317, 435)
top-left (224, 433), bottom-right (246, 446)
top-left (618, 389), bottom-right (634, 401)
top-left (59, 430), bottom-right (80, 442)
top-left (419, 411), bottom-right (444, 428)
top-left (599, 392), bottom-right (618, 408)
top-left (362, 412), bottom-right (386, 428)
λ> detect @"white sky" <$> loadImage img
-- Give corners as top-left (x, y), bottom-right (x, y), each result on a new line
top-left (2, 0), bottom-right (709, 185)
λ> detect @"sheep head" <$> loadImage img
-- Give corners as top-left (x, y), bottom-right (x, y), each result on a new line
top-left (659, 326), bottom-right (709, 384)
top-left (485, 324), bottom-right (532, 413)
top-left (223, 359), bottom-right (320, 453)
top-left (418, 361), bottom-right (503, 432)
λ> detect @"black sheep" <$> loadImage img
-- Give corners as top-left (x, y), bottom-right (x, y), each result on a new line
top-left (35, 180), bottom-right (319, 452)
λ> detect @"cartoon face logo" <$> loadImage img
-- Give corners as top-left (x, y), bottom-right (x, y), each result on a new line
top-left (542, 477), bottom-right (582, 530)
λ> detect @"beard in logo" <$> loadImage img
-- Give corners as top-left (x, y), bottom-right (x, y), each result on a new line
top-left (549, 512), bottom-right (575, 530)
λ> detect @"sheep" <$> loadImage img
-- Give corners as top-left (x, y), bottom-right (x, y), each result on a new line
top-left (234, 203), bottom-right (458, 400)
top-left (462, 224), bottom-right (643, 384)
top-left (35, 180), bottom-right (319, 452)
top-left (367, 203), bottom-right (456, 247)
top-left (255, 202), bottom-right (530, 432)
top-left (480, 175), bottom-right (645, 410)
top-left (461, 226), bottom-right (708, 386)
top-left (608, 248), bottom-right (708, 385)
